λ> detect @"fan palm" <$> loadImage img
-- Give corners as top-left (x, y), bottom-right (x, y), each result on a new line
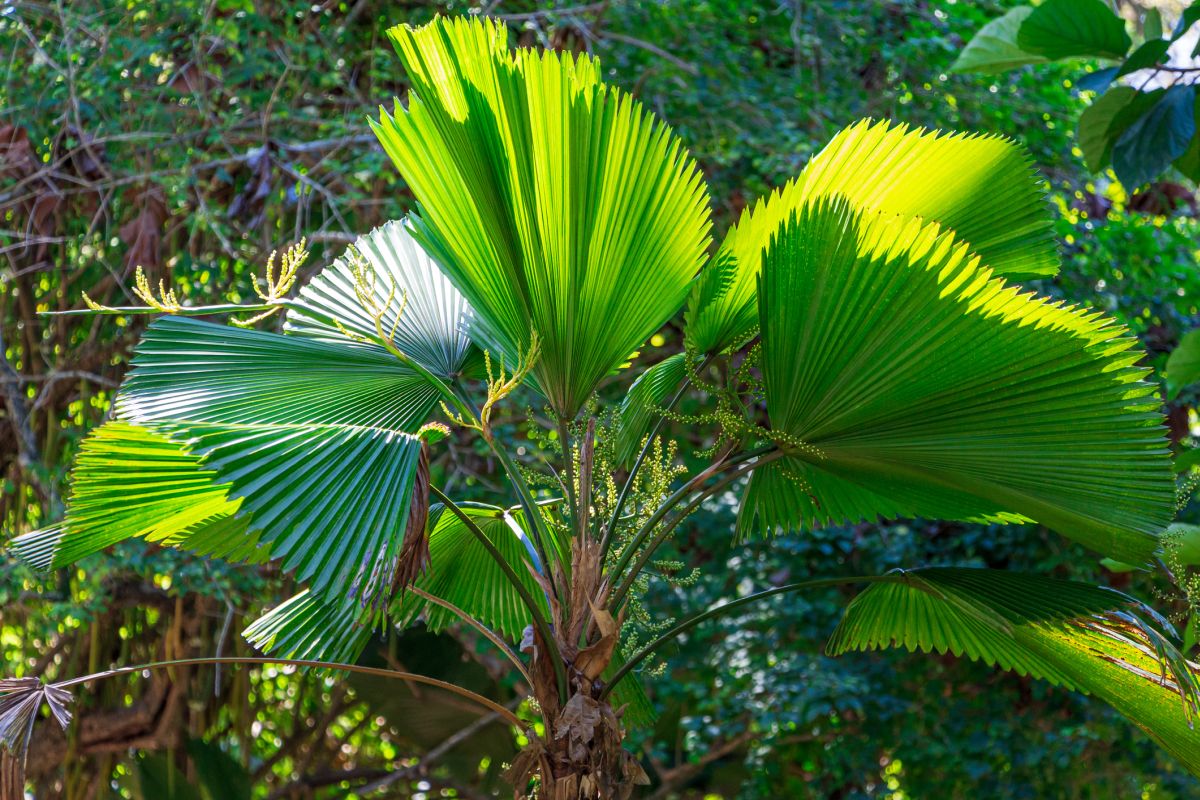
top-left (4, 14), bottom-right (1191, 798)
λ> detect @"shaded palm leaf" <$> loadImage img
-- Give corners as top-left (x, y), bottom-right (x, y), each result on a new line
top-left (605, 650), bottom-right (655, 728)
top-left (372, 16), bottom-right (713, 417)
top-left (13, 314), bottom-right (436, 607)
top-left (614, 353), bottom-right (688, 467)
top-left (741, 197), bottom-right (1171, 564)
top-left (118, 316), bottom-right (439, 430)
top-left (285, 218), bottom-right (475, 378)
top-left (244, 590), bottom-right (380, 665)
top-left (393, 503), bottom-right (549, 641)
top-left (687, 118), bottom-right (1058, 354)
top-left (157, 420), bottom-right (423, 605)
top-left (828, 567), bottom-right (1200, 775)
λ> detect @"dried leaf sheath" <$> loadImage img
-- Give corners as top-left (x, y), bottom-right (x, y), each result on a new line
top-left (393, 440), bottom-right (433, 595)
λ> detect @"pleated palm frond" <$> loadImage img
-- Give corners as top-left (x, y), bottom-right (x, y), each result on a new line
top-left (828, 567), bottom-right (1200, 775)
top-left (372, 15), bottom-right (713, 417)
top-left (153, 420), bottom-right (424, 604)
top-left (244, 590), bottom-right (381, 665)
top-left (740, 197), bottom-right (1172, 564)
top-left (614, 353), bottom-right (688, 467)
top-left (13, 315), bottom-right (438, 608)
top-left (392, 503), bottom-right (549, 641)
top-left (9, 422), bottom-right (266, 569)
top-left (284, 218), bottom-right (475, 378)
top-left (117, 316), bottom-right (440, 429)
top-left (605, 650), bottom-right (656, 727)
top-left (686, 118), bottom-right (1059, 355)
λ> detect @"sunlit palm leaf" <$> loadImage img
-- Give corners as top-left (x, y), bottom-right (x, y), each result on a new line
top-left (372, 16), bottom-right (713, 417)
top-left (740, 197), bottom-right (1171, 564)
top-left (285, 218), bottom-right (475, 378)
top-left (687, 118), bottom-right (1058, 354)
top-left (393, 503), bottom-right (548, 641)
top-left (828, 568), bottom-right (1200, 775)
top-left (9, 422), bottom-right (266, 569)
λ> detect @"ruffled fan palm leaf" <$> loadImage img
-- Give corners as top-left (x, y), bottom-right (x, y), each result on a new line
top-left (9, 422), bottom-right (265, 570)
top-left (392, 502), bottom-right (549, 641)
top-left (11, 222), bottom-right (469, 610)
top-left (740, 197), bottom-right (1172, 564)
top-left (372, 16), bottom-right (713, 417)
top-left (285, 218), bottom-right (475, 378)
top-left (828, 568), bottom-right (1200, 773)
top-left (686, 118), bottom-right (1059, 355)
top-left (614, 352), bottom-right (688, 467)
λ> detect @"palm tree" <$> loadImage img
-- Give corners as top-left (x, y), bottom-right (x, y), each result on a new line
top-left (4, 14), bottom-right (1194, 798)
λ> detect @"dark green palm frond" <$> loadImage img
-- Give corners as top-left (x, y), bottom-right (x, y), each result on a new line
top-left (741, 197), bottom-right (1171, 564)
top-left (615, 353), bottom-right (688, 467)
top-left (372, 16), bottom-right (713, 417)
top-left (605, 649), bottom-right (655, 728)
top-left (244, 590), bottom-right (380, 665)
top-left (152, 420), bottom-right (422, 604)
top-left (118, 316), bottom-right (439, 430)
top-left (392, 503), bottom-right (549, 641)
top-left (13, 315), bottom-right (437, 608)
top-left (285, 218), bottom-right (475, 378)
top-left (687, 118), bottom-right (1058, 355)
top-left (828, 568), bottom-right (1200, 775)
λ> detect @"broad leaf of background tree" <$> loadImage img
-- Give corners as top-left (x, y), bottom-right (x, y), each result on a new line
top-left (372, 16), bottom-right (712, 417)
top-left (686, 119), bottom-right (1058, 355)
top-left (1113, 85), bottom-right (1197, 188)
top-left (742, 197), bottom-right (1172, 564)
top-left (1174, 93), bottom-right (1200, 181)
top-left (951, 7), bottom-right (1047, 74)
top-left (828, 568), bottom-right (1200, 776)
top-left (1017, 0), bottom-right (1132, 60)
top-left (1115, 39), bottom-right (1170, 79)
top-left (1077, 87), bottom-right (1163, 171)
top-left (284, 218), bottom-right (475, 379)
top-left (1167, 329), bottom-right (1200, 399)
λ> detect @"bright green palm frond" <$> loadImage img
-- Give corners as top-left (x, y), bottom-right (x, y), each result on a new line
top-left (118, 316), bottom-right (440, 430)
top-left (285, 218), bottom-right (475, 378)
top-left (615, 353), bottom-right (688, 467)
top-left (9, 422), bottom-right (266, 569)
top-left (687, 118), bottom-right (1058, 354)
top-left (372, 15), bottom-right (713, 417)
top-left (741, 197), bottom-right (1172, 564)
top-left (393, 503), bottom-right (549, 641)
top-left (828, 567), bottom-right (1200, 775)
top-left (245, 590), bottom-right (380, 664)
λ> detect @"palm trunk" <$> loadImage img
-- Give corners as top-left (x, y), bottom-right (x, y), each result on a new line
top-left (509, 647), bottom-right (648, 799)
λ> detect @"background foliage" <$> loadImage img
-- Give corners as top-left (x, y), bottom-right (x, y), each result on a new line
top-left (1, 0), bottom-right (1198, 797)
